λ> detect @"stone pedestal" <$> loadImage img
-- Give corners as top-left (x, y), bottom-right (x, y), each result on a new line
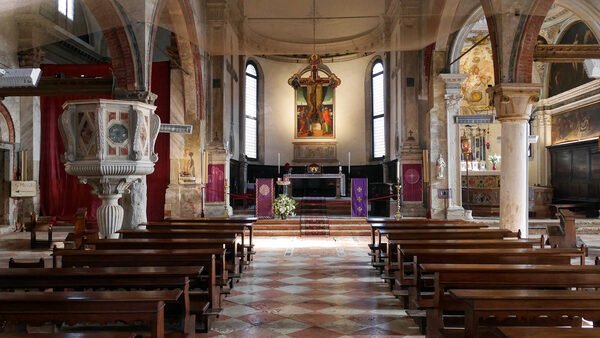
top-left (488, 83), bottom-right (541, 237)
top-left (59, 99), bottom-right (160, 238)
top-left (164, 183), bottom-right (203, 218)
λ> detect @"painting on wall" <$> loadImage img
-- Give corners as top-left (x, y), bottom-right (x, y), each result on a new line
top-left (293, 142), bottom-right (337, 163)
top-left (295, 80), bottom-right (335, 138)
top-left (551, 105), bottom-right (600, 144)
top-left (459, 34), bottom-right (495, 114)
top-left (289, 54), bottom-right (341, 139)
top-left (548, 21), bottom-right (598, 97)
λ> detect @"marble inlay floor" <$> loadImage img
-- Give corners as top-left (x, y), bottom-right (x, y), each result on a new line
top-left (207, 236), bottom-right (423, 337)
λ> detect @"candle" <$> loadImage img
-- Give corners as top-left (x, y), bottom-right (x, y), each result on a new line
top-left (348, 152), bottom-right (351, 174)
top-left (277, 153), bottom-right (281, 174)
top-left (203, 150), bottom-right (209, 184)
top-left (396, 160), bottom-right (400, 179)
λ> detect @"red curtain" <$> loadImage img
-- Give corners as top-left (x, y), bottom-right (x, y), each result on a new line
top-left (39, 64), bottom-right (112, 221)
top-left (146, 61), bottom-right (170, 221)
top-left (39, 62), bottom-right (171, 222)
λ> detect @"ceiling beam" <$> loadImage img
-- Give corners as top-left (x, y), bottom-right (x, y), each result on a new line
top-left (0, 77), bottom-right (113, 98)
top-left (534, 44), bottom-right (600, 62)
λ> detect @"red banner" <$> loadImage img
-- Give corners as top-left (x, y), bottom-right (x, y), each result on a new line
top-left (206, 164), bottom-right (225, 202)
top-left (402, 163), bottom-right (422, 202)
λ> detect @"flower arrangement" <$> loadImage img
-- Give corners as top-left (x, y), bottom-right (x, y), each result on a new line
top-left (273, 194), bottom-right (296, 218)
top-left (488, 153), bottom-right (501, 164)
top-left (488, 153), bottom-right (501, 170)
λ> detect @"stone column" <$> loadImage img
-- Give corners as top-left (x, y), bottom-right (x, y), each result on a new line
top-left (17, 47), bottom-right (44, 217)
top-left (530, 110), bottom-right (552, 186)
top-left (488, 84), bottom-right (541, 236)
top-left (441, 74), bottom-right (467, 219)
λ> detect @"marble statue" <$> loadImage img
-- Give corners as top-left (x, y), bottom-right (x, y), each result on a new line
top-left (436, 154), bottom-right (446, 179)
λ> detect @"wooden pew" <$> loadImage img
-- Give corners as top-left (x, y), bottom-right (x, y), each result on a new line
top-left (85, 238), bottom-right (241, 277)
top-left (0, 290), bottom-right (182, 338)
top-left (451, 289), bottom-right (600, 338)
top-left (491, 327), bottom-right (600, 338)
top-left (419, 264), bottom-right (600, 337)
top-left (52, 248), bottom-right (222, 312)
top-left (119, 229), bottom-right (246, 272)
top-left (0, 266), bottom-right (202, 333)
top-left (369, 222), bottom-right (490, 260)
top-left (387, 239), bottom-right (541, 290)
top-left (547, 209), bottom-right (577, 248)
top-left (374, 228), bottom-right (517, 271)
top-left (144, 222), bottom-right (254, 262)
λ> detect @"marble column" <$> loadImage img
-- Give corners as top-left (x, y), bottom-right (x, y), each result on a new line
top-left (488, 83), bottom-right (541, 236)
top-left (441, 73), bottom-right (467, 219)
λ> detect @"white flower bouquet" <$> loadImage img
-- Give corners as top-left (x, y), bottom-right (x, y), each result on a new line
top-left (273, 194), bottom-right (296, 218)
top-left (488, 153), bottom-right (501, 164)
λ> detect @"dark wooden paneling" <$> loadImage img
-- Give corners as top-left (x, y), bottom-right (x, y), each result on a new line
top-left (549, 140), bottom-right (600, 204)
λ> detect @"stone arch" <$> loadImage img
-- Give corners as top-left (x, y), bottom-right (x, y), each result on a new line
top-left (512, 0), bottom-right (555, 83)
top-left (0, 103), bottom-right (15, 144)
top-left (449, 7), bottom-right (485, 74)
top-left (150, 0), bottom-right (203, 119)
top-left (82, 0), bottom-right (139, 91)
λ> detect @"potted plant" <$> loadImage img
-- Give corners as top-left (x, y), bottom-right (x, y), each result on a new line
top-left (488, 153), bottom-right (501, 170)
top-left (273, 194), bottom-right (296, 219)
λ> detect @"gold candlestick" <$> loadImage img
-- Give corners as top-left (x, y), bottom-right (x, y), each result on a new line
top-left (395, 179), bottom-right (402, 220)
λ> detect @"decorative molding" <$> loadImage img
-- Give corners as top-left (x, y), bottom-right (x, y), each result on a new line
top-left (534, 44), bottom-right (600, 62)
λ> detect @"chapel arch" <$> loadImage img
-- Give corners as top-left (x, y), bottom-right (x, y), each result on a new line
top-left (81, 0), bottom-right (140, 91)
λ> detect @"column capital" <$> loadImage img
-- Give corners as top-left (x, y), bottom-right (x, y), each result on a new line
top-left (439, 73), bottom-right (467, 89)
top-left (488, 83), bottom-right (541, 121)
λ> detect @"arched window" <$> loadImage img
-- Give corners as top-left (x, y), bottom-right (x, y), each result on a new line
top-left (245, 62), bottom-right (259, 160)
top-left (371, 61), bottom-right (385, 159)
top-left (58, 0), bottom-right (74, 20)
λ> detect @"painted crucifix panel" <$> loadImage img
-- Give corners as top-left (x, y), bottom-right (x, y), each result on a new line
top-left (289, 55), bottom-right (341, 139)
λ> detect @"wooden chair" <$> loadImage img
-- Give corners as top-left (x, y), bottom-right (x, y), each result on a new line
top-left (8, 257), bottom-right (45, 268)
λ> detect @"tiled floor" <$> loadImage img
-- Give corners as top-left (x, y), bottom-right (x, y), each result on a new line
top-left (208, 236), bottom-right (423, 337)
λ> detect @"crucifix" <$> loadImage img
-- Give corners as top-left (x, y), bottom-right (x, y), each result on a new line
top-left (288, 54), bottom-right (341, 135)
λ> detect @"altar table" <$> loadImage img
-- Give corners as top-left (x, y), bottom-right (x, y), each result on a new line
top-left (284, 173), bottom-right (346, 198)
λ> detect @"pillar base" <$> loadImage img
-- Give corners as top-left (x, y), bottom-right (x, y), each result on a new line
top-left (164, 184), bottom-right (203, 218)
top-left (402, 202), bottom-right (426, 217)
top-left (204, 202), bottom-right (233, 217)
top-left (464, 209), bottom-right (473, 220)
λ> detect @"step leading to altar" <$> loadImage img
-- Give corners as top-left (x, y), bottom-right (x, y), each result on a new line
top-left (254, 217), bottom-right (370, 236)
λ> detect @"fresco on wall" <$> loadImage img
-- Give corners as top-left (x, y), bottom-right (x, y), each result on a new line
top-left (459, 35), bottom-right (495, 114)
top-left (551, 104), bottom-right (600, 144)
top-left (548, 21), bottom-right (598, 97)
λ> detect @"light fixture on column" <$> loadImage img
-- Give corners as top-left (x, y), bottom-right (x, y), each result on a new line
top-left (0, 68), bottom-right (42, 88)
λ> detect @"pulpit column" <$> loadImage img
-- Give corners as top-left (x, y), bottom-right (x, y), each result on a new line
top-left (488, 84), bottom-right (541, 236)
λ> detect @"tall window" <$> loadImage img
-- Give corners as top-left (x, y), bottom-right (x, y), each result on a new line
top-left (245, 62), bottom-right (258, 160)
top-left (58, 0), bottom-right (74, 20)
top-left (372, 61), bottom-right (385, 159)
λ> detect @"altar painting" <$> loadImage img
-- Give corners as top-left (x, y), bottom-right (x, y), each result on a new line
top-left (295, 83), bottom-right (335, 138)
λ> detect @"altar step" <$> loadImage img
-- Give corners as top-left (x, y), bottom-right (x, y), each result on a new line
top-left (301, 217), bottom-right (330, 236)
top-left (294, 198), bottom-right (351, 217)
top-left (253, 218), bottom-right (370, 236)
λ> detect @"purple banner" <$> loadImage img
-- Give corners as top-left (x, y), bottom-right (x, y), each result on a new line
top-left (256, 178), bottom-right (274, 218)
top-left (351, 178), bottom-right (368, 217)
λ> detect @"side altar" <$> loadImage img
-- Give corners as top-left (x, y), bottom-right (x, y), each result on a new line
top-left (284, 173), bottom-right (346, 198)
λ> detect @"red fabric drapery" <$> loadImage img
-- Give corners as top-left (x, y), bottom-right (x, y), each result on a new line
top-left (146, 61), bottom-right (170, 221)
top-left (39, 64), bottom-right (112, 221)
top-left (39, 62), bottom-right (171, 222)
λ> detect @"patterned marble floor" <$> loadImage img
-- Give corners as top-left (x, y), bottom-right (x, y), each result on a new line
top-left (207, 236), bottom-right (423, 337)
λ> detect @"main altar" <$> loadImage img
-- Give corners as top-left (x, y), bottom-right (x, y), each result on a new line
top-left (284, 173), bottom-right (346, 198)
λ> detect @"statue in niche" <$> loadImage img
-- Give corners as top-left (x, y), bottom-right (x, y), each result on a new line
top-left (436, 154), bottom-right (446, 179)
